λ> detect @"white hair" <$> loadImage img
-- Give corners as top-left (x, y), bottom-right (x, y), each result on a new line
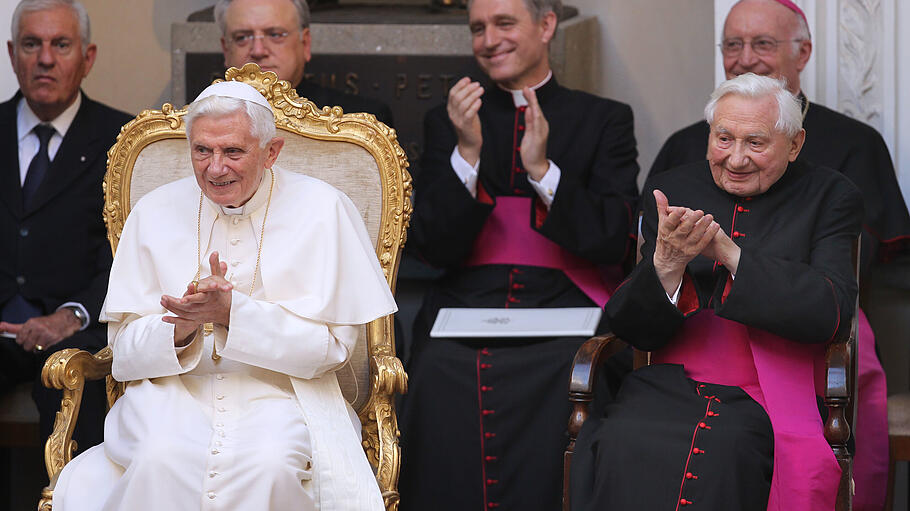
top-left (214, 0), bottom-right (311, 35)
top-left (704, 73), bottom-right (803, 138)
top-left (11, 0), bottom-right (91, 52)
top-left (185, 95), bottom-right (276, 148)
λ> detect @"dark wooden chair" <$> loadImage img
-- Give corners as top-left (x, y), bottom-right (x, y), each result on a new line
top-left (563, 238), bottom-right (861, 511)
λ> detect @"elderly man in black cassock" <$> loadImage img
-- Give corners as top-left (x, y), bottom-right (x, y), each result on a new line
top-left (572, 73), bottom-right (861, 511)
top-left (398, 0), bottom-right (639, 509)
top-left (648, 2), bottom-right (899, 508)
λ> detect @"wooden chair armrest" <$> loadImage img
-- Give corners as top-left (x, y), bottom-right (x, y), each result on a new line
top-left (41, 346), bottom-right (113, 484)
top-left (824, 315), bottom-right (858, 511)
top-left (563, 333), bottom-right (629, 511)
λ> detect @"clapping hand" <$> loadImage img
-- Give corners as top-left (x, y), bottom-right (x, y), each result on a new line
top-left (652, 189), bottom-right (720, 295)
top-left (520, 87), bottom-right (550, 182)
top-left (447, 77), bottom-right (485, 166)
top-left (161, 251), bottom-right (234, 346)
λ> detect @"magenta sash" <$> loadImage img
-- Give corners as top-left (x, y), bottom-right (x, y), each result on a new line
top-left (853, 309), bottom-right (888, 511)
top-left (463, 196), bottom-right (621, 307)
top-left (652, 311), bottom-right (841, 511)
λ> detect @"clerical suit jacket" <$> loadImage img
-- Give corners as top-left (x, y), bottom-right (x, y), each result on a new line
top-left (0, 91), bottom-right (132, 334)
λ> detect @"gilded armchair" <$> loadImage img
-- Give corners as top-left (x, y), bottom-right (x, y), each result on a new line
top-left (38, 64), bottom-right (411, 511)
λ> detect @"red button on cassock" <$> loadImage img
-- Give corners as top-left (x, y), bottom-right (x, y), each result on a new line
top-left (485, 455), bottom-right (498, 461)
top-left (482, 409), bottom-right (495, 416)
top-left (485, 432), bottom-right (496, 438)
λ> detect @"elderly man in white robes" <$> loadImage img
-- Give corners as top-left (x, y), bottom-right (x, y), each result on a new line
top-left (51, 80), bottom-right (396, 511)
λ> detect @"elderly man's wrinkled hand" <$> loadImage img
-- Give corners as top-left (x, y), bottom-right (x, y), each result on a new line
top-left (652, 189), bottom-right (721, 295)
top-left (161, 251), bottom-right (233, 345)
top-left (701, 226), bottom-right (742, 275)
top-left (0, 309), bottom-right (81, 353)
top-left (447, 77), bottom-right (485, 166)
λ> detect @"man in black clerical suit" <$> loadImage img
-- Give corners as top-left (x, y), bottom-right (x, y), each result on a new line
top-left (648, 2), bottom-right (899, 507)
top-left (572, 73), bottom-right (860, 511)
top-left (0, 0), bottom-right (132, 451)
top-left (650, 0), bottom-right (910, 271)
top-left (398, 0), bottom-right (639, 509)
top-left (216, 0), bottom-right (393, 126)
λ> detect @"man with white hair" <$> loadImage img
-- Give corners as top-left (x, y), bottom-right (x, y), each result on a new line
top-left (649, 1), bottom-right (898, 507)
top-left (0, 0), bottom-right (132, 451)
top-left (51, 80), bottom-right (396, 510)
top-left (651, 0), bottom-right (910, 269)
top-left (571, 73), bottom-right (862, 510)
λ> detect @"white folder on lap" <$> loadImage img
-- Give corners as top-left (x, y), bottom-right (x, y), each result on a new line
top-left (429, 307), bottom-right (603, 338)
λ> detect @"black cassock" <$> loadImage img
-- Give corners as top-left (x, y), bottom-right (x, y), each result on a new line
top-left (399, 78), bottom-right (639, 510)
top-left (649, 97), bottom-right (910, 270)
top-left (571, 160), bottom-right (862, 510)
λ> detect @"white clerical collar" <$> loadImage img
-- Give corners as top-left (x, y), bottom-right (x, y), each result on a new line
top-left (500, 71), bottom-right (553, 108)
top-left (16, 91), bottom-right (82, 143)
top-left (215, 167), bottom-right (274, 217)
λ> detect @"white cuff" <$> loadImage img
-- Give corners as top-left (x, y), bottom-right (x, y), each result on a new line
top-left (57, 302), bottom-right (89, 331)
top-left (450, 147), bottom-right (479, 198)
top-left (666, 280), bottom-right (683, 305)
top-left (527, 160), bottom-right (560, 208)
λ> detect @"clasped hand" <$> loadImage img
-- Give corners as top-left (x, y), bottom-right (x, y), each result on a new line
top-left (161, 251), bottom-right (233, 347)
top-left (0, 308), bottom-right (81, 353)
top-left (652, 189), bottom-right (741, 296)
top-left (447, 77), bottom-right (550, 181)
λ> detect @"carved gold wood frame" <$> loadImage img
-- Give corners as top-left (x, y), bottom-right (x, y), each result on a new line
top-left (40, 64), bottom-right (411, 511)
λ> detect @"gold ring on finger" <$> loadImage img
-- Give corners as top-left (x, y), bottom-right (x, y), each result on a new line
top-left (35, 345), bottom-right (44, 352)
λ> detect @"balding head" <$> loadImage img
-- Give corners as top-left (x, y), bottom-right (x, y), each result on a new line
top-left (721, 0), bottom-right (812, 94)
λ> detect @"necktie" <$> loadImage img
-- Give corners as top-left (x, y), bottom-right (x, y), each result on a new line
top-left (22, 124), bottom-right (55, 208)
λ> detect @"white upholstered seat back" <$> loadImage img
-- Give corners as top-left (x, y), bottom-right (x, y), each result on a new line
top-left (126, 129), bottom-right (382, 411)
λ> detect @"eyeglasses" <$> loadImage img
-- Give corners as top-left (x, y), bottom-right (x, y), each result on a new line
top-left (17, 38), bottom-right (76, 56)
top-left (229, 30), bottom-right (296, 48)
top-left (719, 37), bottom-right (803, 57)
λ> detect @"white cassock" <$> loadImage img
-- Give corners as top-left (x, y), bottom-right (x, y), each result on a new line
top-left (53, 167), bottom-right (397, 511)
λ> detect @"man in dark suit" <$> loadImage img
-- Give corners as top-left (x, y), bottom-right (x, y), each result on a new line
top-left (0, 0), bottom-right (132, 451)
top-left (215, 0), bottom-right (394, 126)
top-left (398, 0), bottom-right (639, 509)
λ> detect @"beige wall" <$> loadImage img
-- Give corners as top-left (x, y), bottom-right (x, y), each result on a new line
top-left (79, 0), bottom-right (212, 115)
top-left (571, 0), bottom-right (715, 187)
